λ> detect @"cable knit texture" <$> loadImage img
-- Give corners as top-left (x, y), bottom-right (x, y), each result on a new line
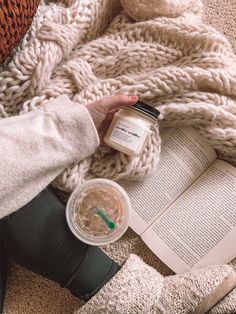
top-left (121, 0), bottom-right (203, 20)
top-left (2, 1), bottom-right (236, 313)
top-left (1, 0), bottom-right (236, 194)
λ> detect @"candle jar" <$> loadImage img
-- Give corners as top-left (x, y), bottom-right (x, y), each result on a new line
top-left (104, 101), bottom-right (160, 156)
top-left (66, 179), bottom-right (131, 246)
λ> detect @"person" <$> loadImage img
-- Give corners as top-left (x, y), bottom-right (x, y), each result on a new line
top-left (0, 94), bottom-right (138, 312)
top-left (0, 94), bottom-right (138, 218)
top-left (0, 0), bottom-right (132, 217)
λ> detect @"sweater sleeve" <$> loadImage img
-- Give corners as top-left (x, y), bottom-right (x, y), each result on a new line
top-left (0, 95), bottom-right (100, 219)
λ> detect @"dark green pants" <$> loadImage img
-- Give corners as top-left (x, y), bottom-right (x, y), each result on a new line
top-left (1, 187), bottom-right (119, 312)
top-left (0, 233), bottom-right (7, 314)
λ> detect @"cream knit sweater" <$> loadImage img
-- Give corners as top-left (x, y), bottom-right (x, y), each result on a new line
top-left (0, 95), bottom-right (99, 219)
top-left (1, 0), bottom-right (236, 313)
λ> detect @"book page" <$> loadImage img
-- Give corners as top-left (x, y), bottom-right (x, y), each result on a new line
top-left (142, 160), bottom-right (236, 273)
top-left (120, 126), bottom-right (217, 234)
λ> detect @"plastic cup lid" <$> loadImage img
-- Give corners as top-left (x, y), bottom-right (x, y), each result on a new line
top-left (66, 179), bottom-right (131, 246)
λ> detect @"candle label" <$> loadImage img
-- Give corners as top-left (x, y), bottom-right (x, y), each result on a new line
top-left (110, 118), bottom-right (149, 151)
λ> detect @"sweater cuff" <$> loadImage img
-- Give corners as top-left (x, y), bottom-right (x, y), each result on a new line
top-left (76, 254), bottom-right (164, 314)
top-left (42, 95), bottom-right (100, 162)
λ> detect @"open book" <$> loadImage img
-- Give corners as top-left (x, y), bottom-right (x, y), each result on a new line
top-left (120, 127), bottom-right (236, 273)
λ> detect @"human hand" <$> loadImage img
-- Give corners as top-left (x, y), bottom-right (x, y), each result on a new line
top-left (86, 95), bottom-right (138, 139)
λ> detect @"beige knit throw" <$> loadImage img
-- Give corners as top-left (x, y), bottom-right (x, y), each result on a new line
top-left (1, 0), bottom-right (236, 193)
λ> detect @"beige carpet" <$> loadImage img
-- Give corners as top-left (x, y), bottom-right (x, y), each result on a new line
top-left (3, 1), bottom-right (236, 313)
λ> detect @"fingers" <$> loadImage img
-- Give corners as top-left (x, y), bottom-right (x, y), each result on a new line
top-left (97, 95), bottom-right (138, 113)
top-left (86, 94), bottom-right (138, 132)
top-left (98, 111), bottom-right (117, 140)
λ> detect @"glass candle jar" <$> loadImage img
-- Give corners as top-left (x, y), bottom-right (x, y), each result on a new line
top-left (104, 101), bottom-right (160, 156)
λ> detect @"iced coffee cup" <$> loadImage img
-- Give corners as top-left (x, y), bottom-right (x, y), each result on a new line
top-left (66, 179), bottom-right (131, 246)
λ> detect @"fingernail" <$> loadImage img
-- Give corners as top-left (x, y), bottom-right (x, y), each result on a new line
top-left (130, 95), bottom-right (138, 100)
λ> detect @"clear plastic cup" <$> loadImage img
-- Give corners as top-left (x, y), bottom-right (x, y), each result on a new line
top-left (66, 179), bottom-right (131, 246)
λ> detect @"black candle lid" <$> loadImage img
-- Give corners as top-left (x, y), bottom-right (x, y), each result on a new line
top-left (132, 101), bottom-right (160, 120)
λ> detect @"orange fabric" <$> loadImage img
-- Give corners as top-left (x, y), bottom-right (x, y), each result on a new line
top-left (0, 0), bottom-right (40, 64)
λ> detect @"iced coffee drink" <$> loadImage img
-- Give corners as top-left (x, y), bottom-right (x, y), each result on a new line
top-left (66, 179), bottom-right (131, 245)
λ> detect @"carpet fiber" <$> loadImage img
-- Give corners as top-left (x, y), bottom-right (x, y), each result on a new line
top-left (3, 0), bottom-right (236, 313)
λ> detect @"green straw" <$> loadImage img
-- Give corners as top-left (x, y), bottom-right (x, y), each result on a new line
top-left (95, 208), bottom-right (116, 230)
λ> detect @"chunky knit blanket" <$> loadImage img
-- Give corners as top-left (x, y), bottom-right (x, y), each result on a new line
top-left (1, 0), bottom-right (236, 193)
top-left (2, 1), bottom-right (236, 313)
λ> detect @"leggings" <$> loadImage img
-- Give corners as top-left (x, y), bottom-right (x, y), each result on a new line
top-left (0, 237), bottom-right (7, 314)
top-left (1, 187), bottom-right (119, 302)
